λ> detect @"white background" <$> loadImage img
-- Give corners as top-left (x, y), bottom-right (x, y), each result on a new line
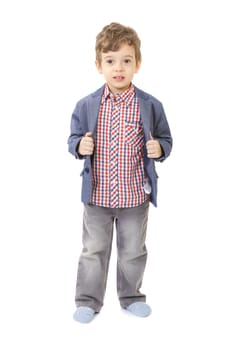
top-left (0, 0), bottom-right (233, 349)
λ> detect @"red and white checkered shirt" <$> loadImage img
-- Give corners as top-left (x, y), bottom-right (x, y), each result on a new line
top-left (90, 84), bottom-right (148, 208)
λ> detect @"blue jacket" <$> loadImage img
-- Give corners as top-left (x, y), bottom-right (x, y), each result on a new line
top-left (68, 85), bottom-right (172, 207)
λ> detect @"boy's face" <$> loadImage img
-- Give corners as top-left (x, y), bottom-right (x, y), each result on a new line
top-left (96, 44), bottom-right (141, 94)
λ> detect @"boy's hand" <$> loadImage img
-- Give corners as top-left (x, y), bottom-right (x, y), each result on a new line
top-left (78, 132), bottom-right (94, 156)
top-left (146, 133), bottom-right (162, 159)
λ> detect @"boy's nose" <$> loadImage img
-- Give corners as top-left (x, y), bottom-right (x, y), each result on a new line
top-left (115, 62), bottom-right (123, 71)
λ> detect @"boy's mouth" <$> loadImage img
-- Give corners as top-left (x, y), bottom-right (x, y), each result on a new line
top-left (113, 76), bottom-right (125, 81)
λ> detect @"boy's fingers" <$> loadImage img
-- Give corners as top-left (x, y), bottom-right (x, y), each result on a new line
top-left (85, 132), bottom-right (93, 138)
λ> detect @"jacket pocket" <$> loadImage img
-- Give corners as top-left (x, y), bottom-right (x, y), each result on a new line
top-left (80, 166), bottom-right (90, 176)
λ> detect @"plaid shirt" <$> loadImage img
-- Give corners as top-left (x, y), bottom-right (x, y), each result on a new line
top-left (90, 84), bottom-right (148, 208)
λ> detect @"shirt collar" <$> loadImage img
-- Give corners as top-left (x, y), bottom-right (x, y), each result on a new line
top-left (101, 83), bottom-right (135, 106)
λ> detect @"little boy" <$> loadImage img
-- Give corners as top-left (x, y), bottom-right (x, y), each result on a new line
top-left (68, 22), bottom-right (172, 323)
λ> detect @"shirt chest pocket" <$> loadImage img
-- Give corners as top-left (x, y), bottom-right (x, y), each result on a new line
top-left (125, 121), bottom-right (144, 149)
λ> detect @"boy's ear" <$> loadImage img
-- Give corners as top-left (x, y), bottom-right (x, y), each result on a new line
top-left (95, 60), bottom-right (102, 74)
top-left (135, 60), bottom-right (142, 73)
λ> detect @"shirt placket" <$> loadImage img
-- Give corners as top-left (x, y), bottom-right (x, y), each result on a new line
top-left (109, 96), bottom-right (121, 208)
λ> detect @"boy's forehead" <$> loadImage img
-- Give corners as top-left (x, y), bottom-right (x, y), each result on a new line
top-left (102, 43), bottom-right (136, 57)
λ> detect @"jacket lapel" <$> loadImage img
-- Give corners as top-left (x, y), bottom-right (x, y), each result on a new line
top-left (86, 86), bottom-right (104, 137)
top-left (137, 96), bottom-right (151, 142)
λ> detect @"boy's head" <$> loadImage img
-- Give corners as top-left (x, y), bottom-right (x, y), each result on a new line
top-left (95, 22), bottom-right (141, 65)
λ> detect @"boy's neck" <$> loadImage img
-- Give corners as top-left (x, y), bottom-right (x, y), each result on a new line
top-left (106, 82), bottom-right (132, 95)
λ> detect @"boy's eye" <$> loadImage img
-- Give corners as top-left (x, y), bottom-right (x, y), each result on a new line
top-left (124, 59), bottom-right (131, 64)
top-left (106, 59), bottom-right (113, 64)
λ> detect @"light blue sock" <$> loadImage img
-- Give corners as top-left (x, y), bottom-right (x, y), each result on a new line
top-left (73, 307), bottom-right (95, 324)
top-left (126, 302), bottom-right (152, 317)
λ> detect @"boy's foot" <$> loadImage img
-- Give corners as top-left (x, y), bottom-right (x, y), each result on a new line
top-left (126, 302), bottom-right (152, 317)
top-left (73, 306), bottom-right (95, 323)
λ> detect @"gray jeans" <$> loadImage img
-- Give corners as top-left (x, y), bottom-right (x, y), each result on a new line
top-left (75, 200), bottom-right (150, 312)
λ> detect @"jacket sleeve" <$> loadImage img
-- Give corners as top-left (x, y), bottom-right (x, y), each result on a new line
top-left (151, 101), bottom-right (173, 162)
top-left (67, 100), bottom-right (88, 159)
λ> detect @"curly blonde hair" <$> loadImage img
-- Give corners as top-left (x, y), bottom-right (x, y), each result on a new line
top-left (95, 22), bottom-right (141, 64)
